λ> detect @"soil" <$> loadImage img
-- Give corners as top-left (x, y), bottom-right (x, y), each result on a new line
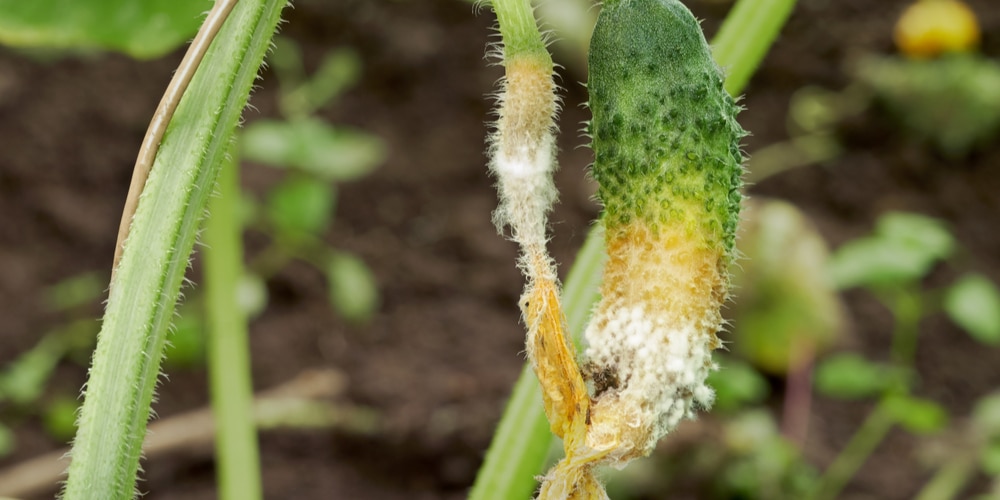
top-left (1, 0), bottom-right (999, 499)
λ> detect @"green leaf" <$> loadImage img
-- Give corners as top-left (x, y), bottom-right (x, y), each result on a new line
top-left (0, 334), bottom-right (64, 405)
top-left (269, 36), bottom-right (306, 88)
top-left (270, 41), bottom-right (361, 117)
top-left (302, 49), bottom-right (361, 111)
top-left (814, 353), bottom-right (891, 399)
top-left (43, 396), bottom-right (81, 441)
top-left (720, 414), bottom-right (819, 498)
top-left (724, 409), bottom-right (780, 452)
top-left (855, 55), bottom-right (1000, 158)
top-left (981, 441), bottom-right (1000, 476)
top-left (828, 212), bottom-right (953, 290)
top-left (242, 118), bottom-right (384, 181)
top-left (45, 271), bottom-right (105, 311)
top-left (707, 357), bottom-right (770, 412)
top-left (877, 212), bottom-right (954, 259)
top-left (973, 393), bottom-right (1000, 437)
top-left (266, 176), bottom-right (335, 236)
top-left (326, 252), bottom-right (379, 324)
top-left (945, 274), bottom-right (1000, 345)
top-left (828, 238), bottom-right (924, 289)
top-left (0, 0), bottom-right (208, 59)
top-left (884, 395), bottom-right (948, 434)
top-left (164, 307), bottom-right (205, 367)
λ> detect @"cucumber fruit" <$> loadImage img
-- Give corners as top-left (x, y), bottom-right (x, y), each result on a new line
top-left (582, 0), bottom-right (745, 461)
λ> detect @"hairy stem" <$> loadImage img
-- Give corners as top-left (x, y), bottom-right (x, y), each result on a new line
top-left (63, 1), bottom-right (287, 498)
top-left (112, 0), bottom-right (240, 274)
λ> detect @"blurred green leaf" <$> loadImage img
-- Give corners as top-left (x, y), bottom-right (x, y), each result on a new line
top-left (708, 357), bottom-right (770, 413)
top-left (814, 354), bottom-right (891, 399)
top-left (945, 274), bottom-right (1000, 345)
top-left (973, 393), bottom-right (1000, 438)
top-left (788, 86), bottom-right (841, 134)
top-left (43, 396), bottom-right (80, 441)
top-left (981, 441), bottom-right (1000, 476)
top-left (0, 0), bottom-right (208, 58)
top-left (828, 238), bottom-right (925, 289)
top-left (855, 55), bottom-right (1000, 158)
top-left (0, 320), bottom-right (97, 405)
top-left (733, 199), bottom-right (845, 374)
top-left (878, 212), bottom-right (954, 258)
top-left (724, 409), bottom-right (779, 452)
top-left (0, 334), bottom-right (64, 405)
top-left (266, 176), bottom-right (335, 236)
top-left (164, 307), bottom-right (204, 367)
top-left (45, 271), bottom-right (105, 311)
top-left (269, 38), bottom-right (360, 117)
top-left (885, 395), bottom-right (948, 435)
top-left (301, 49), bottom-right (361, 111)
top-left (721, 413), bottom-right (819, 499)
top-left (269, 36), bottom-right (306, 89)
top-left (326, 252), bottom-right (379, 324)
top-left (243, 118), bottom-right (384, 181)
top-left (828, 212), bottom-right (954, 290)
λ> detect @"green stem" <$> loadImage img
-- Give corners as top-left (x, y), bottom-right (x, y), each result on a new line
top-left (915, 455), bottom-right (975, 500)
top-left (492, 0), bottom-right (549, 60)
top-left (62, 1), bottom-right (286, 498)
top-left (812, 400), bottom-right (895, 500)
top-left (812, 287), bottom-right (924, 499)
top-left (246, 227), bottom-right (334, 279)
top-left (712, 0), bottom-right (797, 95)
top-left (470, 0), bottom-right (797, 497)
top-left (204, 147), bottom-right (262, 500)
top-left (113, 0), bottom-right (240, 272)
top-left (888, 287), bottom-right (923, 369)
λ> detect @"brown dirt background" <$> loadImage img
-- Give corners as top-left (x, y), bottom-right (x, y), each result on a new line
top-left (1, 0), bottom-right (1000, 498)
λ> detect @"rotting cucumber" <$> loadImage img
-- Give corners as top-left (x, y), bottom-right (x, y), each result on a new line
top-left (582, 0), bottom-right (746, 465)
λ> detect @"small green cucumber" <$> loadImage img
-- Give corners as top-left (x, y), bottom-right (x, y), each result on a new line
top-left (589, 0), bottom-right (744, 253)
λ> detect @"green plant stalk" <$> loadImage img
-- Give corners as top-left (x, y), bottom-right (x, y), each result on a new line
top-left (915, 454), bottom-right (975, 500)
top-left (888, 287), bottom-right (924, 368)
top-left (712, 0), bottom-right (797, 95)
top-left (204, 147), bottom-right (262, 500)
top-left (470, 0), bottom-right (797, 497)
top-left (811, 288), bottom-right (922, 499)
top-left (62, 1), bottom-right (286, 498)
top-left (812, 400), bottom-right (896, 500)
top-left (492, 0), bottom-right (549, 60)
top-left (114, 0), bottom-right (240, 272)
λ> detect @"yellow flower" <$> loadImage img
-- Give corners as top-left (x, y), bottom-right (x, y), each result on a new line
top-left (895, 0), bottom-right (981, 58)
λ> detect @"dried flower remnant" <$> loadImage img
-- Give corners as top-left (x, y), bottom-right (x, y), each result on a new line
top-left (485, 0), bottom-right (590, 447)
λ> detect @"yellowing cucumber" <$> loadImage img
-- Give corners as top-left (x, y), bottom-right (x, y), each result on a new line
top-left (583, 0), bottom-right (745, 462)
